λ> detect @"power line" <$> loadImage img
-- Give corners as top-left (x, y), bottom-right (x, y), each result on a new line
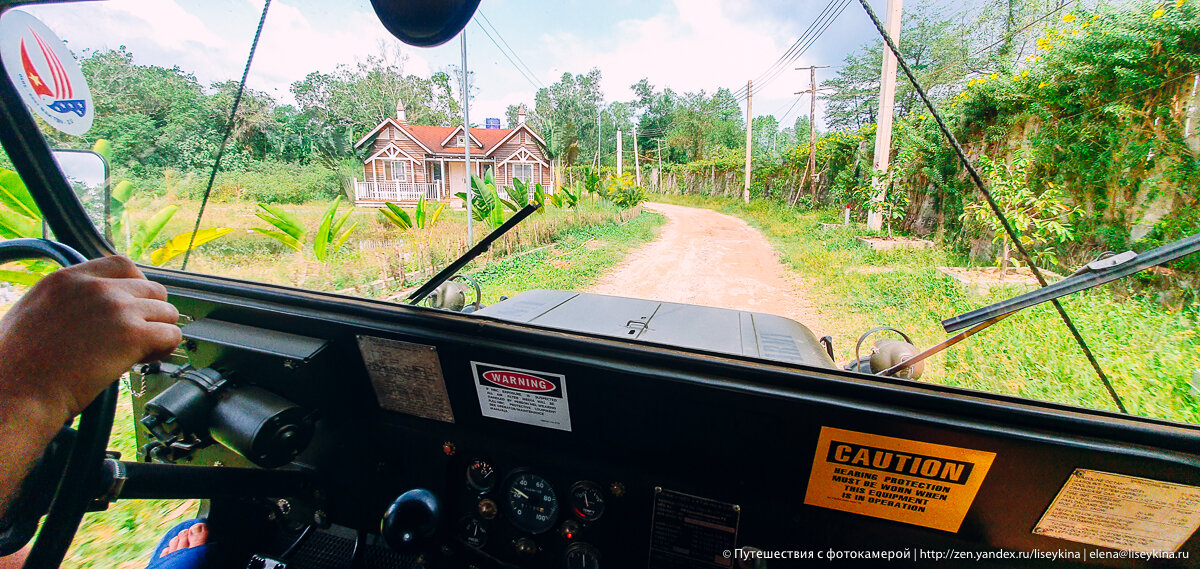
top-left (734, 0), bottom-right (852, 101)
top-left (477, 9), bottom-right (546, 90)
top-left (733, 0), bottom-right (842, 99)
top-left (472, 19), bottom-right (543, 92)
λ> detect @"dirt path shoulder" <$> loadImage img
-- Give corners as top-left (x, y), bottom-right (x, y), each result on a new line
top-left (588, 202), bottom-right (825, 332)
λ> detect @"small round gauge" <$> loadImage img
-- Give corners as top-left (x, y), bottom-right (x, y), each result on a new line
top-left (569, 481), bottom-right (606, 521)
top-left (564, 542), bottom-right (601, 569)
top-left (456, 516), bottom-right (488, 548)
top-left (503, 472), bottom-right (559, 534)
top-left (466, 459), bottom-right (496, 493)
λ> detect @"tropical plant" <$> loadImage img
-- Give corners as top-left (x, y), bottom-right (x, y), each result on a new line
top-left (456, 167), bottom-right (509, 228)
top-left (379, 194), bottom-right (446, 230)
top-left (252, 196), bottom-right (357, 262)
top-left (602, 172), bottom-right (646, 209)
top-left (962, 153), bottom-right (1078, 270)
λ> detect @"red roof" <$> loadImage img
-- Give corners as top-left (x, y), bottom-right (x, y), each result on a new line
top-left (402, 124), bottom-right (515, 155)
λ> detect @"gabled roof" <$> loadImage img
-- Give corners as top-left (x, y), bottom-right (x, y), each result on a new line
top-left (356, 116), bottom-right (547, 158)
top-left (353, 118), bottom-right (434, 154)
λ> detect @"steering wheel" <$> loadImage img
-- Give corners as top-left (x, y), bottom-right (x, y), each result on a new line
top-left (0, 238), bottom-right (119, 569)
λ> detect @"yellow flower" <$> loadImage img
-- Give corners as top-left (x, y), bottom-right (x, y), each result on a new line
top-left (968, 79), bottom-right (975, 87)
top-left (1038, 82), bottom-right (1048, 88)
top-left (1152, 4), bottom-right (1166, 18)
top-left (1072, 29), bottom-right (1080, 35)
top-left (1081, 21), bottom-right (1091, 28)
top-left (1013, 74), bottom-right (1021, 80)
top-left (990, 73), bottom-right (998, 80)
top-left (1022, 70), bottom-right (1030, 77)
top-left (1177, 0), bottom-right (1185, 6)
top-left (1063, 13), bottom-right (1077, 22)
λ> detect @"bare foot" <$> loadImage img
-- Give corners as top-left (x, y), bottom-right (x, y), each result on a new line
top-left (161, 523), bottom-right (208, 558)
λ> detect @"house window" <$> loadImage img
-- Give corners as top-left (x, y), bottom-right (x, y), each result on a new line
top-left (512, 163), bottom-right (534, 185)
top-left (387, 160), bottom-right (407, 181)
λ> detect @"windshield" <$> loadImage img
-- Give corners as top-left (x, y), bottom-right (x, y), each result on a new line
top-left (1, 0), bottom-right (1197, 428)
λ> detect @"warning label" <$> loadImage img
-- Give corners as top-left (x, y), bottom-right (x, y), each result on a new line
top-left (804, 427), bottom-right (995, 532)
top-left (649, 488), bottom-right (739, 568)
top-left (357, 336), bottom-right (454, 423)
top-left (1034, 469), bottom-right (1200, 553)
top-left (471, 362), bottom-right (571, 432)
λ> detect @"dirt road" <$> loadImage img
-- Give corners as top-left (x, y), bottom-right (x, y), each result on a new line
top-left (588, 202), bottom-right (825, 331)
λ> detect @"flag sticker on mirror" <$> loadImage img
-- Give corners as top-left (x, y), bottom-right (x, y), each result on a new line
top-left (358, 336), bottom-right (454, 423)
top-left (804, 427), bottom-right (996, 532)
top-left (0, 10), bottom-right (94, 136)
top-left (471, 362), bottom-right (571, 432)
top-left (1034, 469), bottom-right (1200, 553)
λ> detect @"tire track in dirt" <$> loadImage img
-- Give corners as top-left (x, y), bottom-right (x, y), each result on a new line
top-left (588, 202), bottom-right (826, 333)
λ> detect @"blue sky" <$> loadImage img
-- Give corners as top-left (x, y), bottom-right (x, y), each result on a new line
top-left (22, 0), bottom-right (977, 130)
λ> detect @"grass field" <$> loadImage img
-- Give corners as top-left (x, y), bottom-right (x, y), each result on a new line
top-left (51, 208), bottom-right (665, 569)
top-left (653, 194), bottom-right (1200, 425)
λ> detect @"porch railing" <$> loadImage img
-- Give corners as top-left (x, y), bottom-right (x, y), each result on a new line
top-left (353, 180), bottom-right (444, 203)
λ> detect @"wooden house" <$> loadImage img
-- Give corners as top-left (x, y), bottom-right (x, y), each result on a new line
top-left (352, 101), bottom-right (553, 206)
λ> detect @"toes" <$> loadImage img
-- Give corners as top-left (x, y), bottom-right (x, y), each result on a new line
top-left (176, 529), bottom-right (192, 550)
top-left (189, 524), bottom-right (208, 547)
top-left (162, 535), bottom-right (180, 557)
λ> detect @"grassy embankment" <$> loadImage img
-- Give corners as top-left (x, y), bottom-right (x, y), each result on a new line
top-left (55, 206), bottom-right (664, 569)
top-left (653, 194), bottom-right (1199, 425)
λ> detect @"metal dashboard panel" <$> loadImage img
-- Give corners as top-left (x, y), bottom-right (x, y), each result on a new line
top-left (477, 290), bottom-right (835, 368)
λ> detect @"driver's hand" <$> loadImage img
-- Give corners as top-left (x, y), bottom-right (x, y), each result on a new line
top-left (0, 255), bottom-right (182, 422)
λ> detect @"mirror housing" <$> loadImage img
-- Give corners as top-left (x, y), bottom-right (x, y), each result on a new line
top-left (369, 0), bottom-right (481, 47)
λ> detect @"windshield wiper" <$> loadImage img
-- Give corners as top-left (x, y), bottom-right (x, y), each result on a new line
top-left (406, 204), bottom-right (540, 305)
top-left (879, 233), bottom-right (1200, 377)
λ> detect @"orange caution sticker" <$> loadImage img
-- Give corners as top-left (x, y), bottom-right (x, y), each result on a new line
top-left (804, 427), bottom-right (996, 532)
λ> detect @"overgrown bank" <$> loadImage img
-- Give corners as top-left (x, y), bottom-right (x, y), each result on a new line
top-left (654, 194), bottom-right (1200, 426)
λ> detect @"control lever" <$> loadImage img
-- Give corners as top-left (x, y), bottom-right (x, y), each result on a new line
top-left (380, 489), bottom-right (440, 551)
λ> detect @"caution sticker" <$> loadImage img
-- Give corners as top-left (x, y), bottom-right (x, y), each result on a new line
top-left (1034, 469), bottom-right (1200, 553)
top-left (471, 362), bottom-right (571, 432)
top-left (804, 427), bottom-right (996, 532)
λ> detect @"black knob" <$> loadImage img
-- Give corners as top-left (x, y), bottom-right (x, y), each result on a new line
top-left (381, 489), bottom-right (440, 551)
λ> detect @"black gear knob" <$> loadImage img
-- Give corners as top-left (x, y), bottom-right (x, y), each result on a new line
top-left (381, 489), bottom-right (440, 550)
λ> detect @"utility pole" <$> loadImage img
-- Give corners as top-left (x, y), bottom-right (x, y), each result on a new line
top-left (633, 125), bottom-right (641, 186)
top-left (657, 139), bottom-right (663, 191)
top-left (461, 31), bottom-right (473, 243)
top-left (616, 129), bottom-right (623, 178)
top-left (743, 79), bottom-right (753, 203)
top-left (595, 108), bottom-right (602, 170)
top-left (867, 0), bottom-right (903, 231)
top-left (796, 65), bottom-right (829, 197)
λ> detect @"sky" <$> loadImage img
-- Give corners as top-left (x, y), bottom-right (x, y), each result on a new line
top-left (20, 0), bottom-right (976, 131)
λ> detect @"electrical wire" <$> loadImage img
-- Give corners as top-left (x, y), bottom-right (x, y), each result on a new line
top-left (733, 0), bottom-right (842, 99)
top-left (472, 20), bottom-right (543, 92)
top-left (734, 0), bottom-right (852, 101)
top-left (477, 10), bottom-right (545, 90)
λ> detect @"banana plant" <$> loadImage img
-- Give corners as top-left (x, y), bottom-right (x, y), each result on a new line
top-left (378, 195), bottom-right (446, 230)
top-left (253, 196), bottom-right (357, 262)
top-left (456, 167), bottom-right (509, 228)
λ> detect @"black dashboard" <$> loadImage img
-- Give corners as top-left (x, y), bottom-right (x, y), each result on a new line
top-left (123, 280), bottom-right (1200, 569)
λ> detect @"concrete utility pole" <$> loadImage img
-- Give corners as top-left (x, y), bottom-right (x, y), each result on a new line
top-left (633, 125), bottom-right (641, 186)
top-left (796, 65), bottom-right (829, 196)
top-left (616, 129), bottom-right (623, 178)
top-left (867, 0), bottom-right (903, 231)
top-left (743, 79), bottom-right (753, 203)
top-left (657, 139), bottom-right (663, 191)
top-left (461, 31), bottom-right (473, 243)
top-left (595, 108), bottom-right (602, 170)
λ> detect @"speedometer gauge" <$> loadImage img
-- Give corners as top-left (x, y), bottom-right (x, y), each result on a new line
top-left (503, 472), bottom-right (559, 534)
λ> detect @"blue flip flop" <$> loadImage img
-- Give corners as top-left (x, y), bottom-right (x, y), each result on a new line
top-left (146, 518), bottom-right (209, 569)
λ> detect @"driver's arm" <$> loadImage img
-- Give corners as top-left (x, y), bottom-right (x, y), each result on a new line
top-left (0, 256), bottom-right (182, 517)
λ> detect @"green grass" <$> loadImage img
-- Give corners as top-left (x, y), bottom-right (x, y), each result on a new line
top-left (652, 194), bottom-right (1200, 425)
top-left (471, 210), bottom-right (666, 304)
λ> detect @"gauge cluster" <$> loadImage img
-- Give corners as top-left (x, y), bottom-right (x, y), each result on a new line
top-left (449, 457), bottom-right (616, 568)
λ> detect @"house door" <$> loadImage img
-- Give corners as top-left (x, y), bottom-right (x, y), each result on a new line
top-left (448, 161), bottom-right (466, 198)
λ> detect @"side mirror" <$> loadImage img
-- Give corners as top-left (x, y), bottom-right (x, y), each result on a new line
top-left (51, 149), bottom-right (109, 239)
top-left (370, 0), bottom-right (481, 47)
